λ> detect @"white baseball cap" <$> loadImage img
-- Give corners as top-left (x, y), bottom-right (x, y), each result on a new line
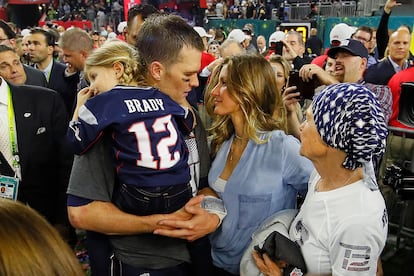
top-left (193, 26), bottom-right (212, 38)
top-left (329, 23), bottom-right (355, 44)
top-left (117, 21), bottom-right (127, 34)
top-left (227, 29), bottom-right (248, 43)
top-left (268, 31), bottom-right (285, 46)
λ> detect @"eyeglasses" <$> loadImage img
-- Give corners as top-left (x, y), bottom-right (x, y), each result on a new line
top-left (354, 36), bottom-right (371, 43)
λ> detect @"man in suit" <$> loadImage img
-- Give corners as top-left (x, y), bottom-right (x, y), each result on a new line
top-left (0, 45), bottom-right (47, 87)
top-left (0, 76), bottom-right (73, 242)
top-left (0, 22), bottom-right (48, 87)
top-left (364, 29), bottom-right (412, 85)
top-left (28, 28), bottom-right (79, 114)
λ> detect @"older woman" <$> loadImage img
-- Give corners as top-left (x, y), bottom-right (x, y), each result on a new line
top-left (203, 54), bottom-right (313, 275)
top-left (253, 83), bottom-right (388, 275)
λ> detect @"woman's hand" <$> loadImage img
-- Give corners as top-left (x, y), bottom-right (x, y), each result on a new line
top-left (153, 195), bottom-right (220, 241)
top-left (252, 251), bottom-right (283, 276)
top-left (282, 86), bottom-right (300, 114)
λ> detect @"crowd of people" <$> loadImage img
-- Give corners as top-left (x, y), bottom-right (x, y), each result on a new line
top-left (0, 0), bottom-right (413, 275)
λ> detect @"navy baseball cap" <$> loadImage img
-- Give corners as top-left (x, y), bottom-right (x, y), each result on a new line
top-left (328, 39), bottom-right (368, 59)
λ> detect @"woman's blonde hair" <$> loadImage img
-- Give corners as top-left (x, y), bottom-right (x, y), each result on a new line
top-left (209, 54), bottom-right (287, 158)
top-left (85, 39), bottom-right (146, 85)
top-left (0, 199), bottom-right (84, 276)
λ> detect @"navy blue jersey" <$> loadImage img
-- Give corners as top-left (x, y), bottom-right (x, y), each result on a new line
top-left (67, 86), bottom-right (191, 187)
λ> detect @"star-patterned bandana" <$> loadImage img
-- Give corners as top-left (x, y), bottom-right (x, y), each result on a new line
top-left (312, 83), bottom-right (388, 189)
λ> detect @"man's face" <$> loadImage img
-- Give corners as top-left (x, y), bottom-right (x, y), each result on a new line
top-left (284, 33), bottom-right (304, 57)
top-left (126, 14), bottom-right (144, 46)
top-left (388, 30), bottom-right (411, 63)
top-left (257, 37), bottom-right (265, 50)
top-left (333, 51), bottom-right (365, 83)
top-left (62, 48), bottom-right (86, 72)
top-left (353, 30), bottom-right (371, 50)
top-left (0, 28), bottom-right (15, 49)
top-left (368, 31), bottom-right (377, 54)
top-left (28, 33), bottom-right (52, 64)
top-left (156, 45), bottom-right (201, 104)
top-left (0, 50), bottom-right (26, 85)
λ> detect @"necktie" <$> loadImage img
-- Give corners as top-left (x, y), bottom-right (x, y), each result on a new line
top-left (0, 118), bottom-right (13, 168)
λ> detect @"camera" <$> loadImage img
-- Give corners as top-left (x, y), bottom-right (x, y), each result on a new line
top-left (287, 70), bottom-right (318, 100)
top-left (270, 41), bottom-right (283, 55)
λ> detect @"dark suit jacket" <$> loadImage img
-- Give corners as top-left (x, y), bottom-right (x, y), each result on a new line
top-left (364, 57), bottom-right (397, 85)
top-left (8, 83), bottom-right (73, 224)
top-left (23, 65), bottom-right (48, 87)
top-left (47, 60), bottom-right (79, 115)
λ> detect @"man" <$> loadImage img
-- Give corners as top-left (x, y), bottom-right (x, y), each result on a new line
top-left (125, 4), bottom-right (158, 46)
top-left (256, 35), bottom-right (267, 56)
top-left (305, 27), bottom-right (323, 56)
top-left (28, 28), bottom-right (79, 114)
top-left (282, 30), bottom-right (313, 70)
top-left (285, 39), bottom-right (392, 139)
top-left (0, 75), bottom-right (73, 242)
top-left (364, 29), bottom-right (412, 85)
top-left (352, 25), bottom-right (377, 67)
top-left (58, 27), bottom-right (94, 109)
top-left (0, 45), bottom-right (47, 87)
top-left (67, 14), bottom-right (218, 275)
top-left (0, 22), bottom-right (47, 87)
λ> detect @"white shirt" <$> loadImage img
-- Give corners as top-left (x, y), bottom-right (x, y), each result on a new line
top-left (290, 171), bottom-right (388, 275)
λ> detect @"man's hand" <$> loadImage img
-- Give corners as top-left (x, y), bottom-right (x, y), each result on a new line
top-left (384, 0), bottom-right (401, 14)
top-left (153, 195), bottom-right (220, 241)
top-left (281, 39), bottom-right (298, 62)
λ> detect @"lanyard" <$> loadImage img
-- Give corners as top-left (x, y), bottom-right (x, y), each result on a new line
top-left (7, 87), bottom-right (20, 170)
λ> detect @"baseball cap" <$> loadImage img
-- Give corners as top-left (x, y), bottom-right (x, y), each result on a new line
top-left (327, 39), bottom-right (368, 59)
top-left (242, 23), bottom-right (254, 35)
top-left (329, 23), bottom-right (355, 45)
top-left (193, 26), bottom-right (212, 38)
top-left (227, 29), bottom-right (248, 43)
top-left (117, 21), bottom-right (127, 34)
top-left (268, 31), bottom-right (285, 46)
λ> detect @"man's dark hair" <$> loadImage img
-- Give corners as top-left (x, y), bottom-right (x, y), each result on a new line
top-left (135, 14), bottom-right (204, 69)
top-left (356, 25), bottom-right (373, 41)
top-left (0, 44), bottom-right (16, 54)
top-left (30, 28), bottom-right (57, 46)
top-left (127, 4), bottom-right (158, 27)
top-left (0, 20), bottom-right (16, 39)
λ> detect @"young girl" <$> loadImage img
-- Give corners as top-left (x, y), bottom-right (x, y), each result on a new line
top-left (67, 40), bottom-right (194, 218)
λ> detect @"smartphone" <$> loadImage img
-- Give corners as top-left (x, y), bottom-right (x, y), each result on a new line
top-left (288, 70), bottom-right (316, 100)
top-left (269, 41), bottom-right (283, 55)
top-left (274, 41), bottom-right (283, 55)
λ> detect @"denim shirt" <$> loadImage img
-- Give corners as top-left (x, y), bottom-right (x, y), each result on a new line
top-left (208, 130), bottom-right (313, 274)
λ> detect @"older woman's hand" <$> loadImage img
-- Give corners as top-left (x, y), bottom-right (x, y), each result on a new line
top-left (153, 195), bottom-right (220, 241)
top-left (252, 251), bottom-right (283, 276)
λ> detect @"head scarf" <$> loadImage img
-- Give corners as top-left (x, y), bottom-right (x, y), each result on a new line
top-left (312, 83), bottom-right (388, 189)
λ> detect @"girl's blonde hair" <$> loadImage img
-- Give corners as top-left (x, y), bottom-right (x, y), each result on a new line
top-left (85, 39), bottom-right (146, 85)
top-left (208, 54), bottom-right (287, 158)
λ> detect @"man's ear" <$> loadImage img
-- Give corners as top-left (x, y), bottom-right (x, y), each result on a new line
top-left (149, 61), bottom-right (163, 81)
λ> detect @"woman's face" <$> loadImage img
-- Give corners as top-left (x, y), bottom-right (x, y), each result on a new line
top-left (299, 106), bottom-right (327, 159)
top-left (211, 64), bottom-right (240, 116)
top-left (271, 62), bottom-right (287, 93)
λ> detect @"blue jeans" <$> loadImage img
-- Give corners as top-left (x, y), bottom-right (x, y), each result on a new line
top-left (112, 182), bottom-right (192, 215)
top-left (111, 256), bottom-right (191, 276)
